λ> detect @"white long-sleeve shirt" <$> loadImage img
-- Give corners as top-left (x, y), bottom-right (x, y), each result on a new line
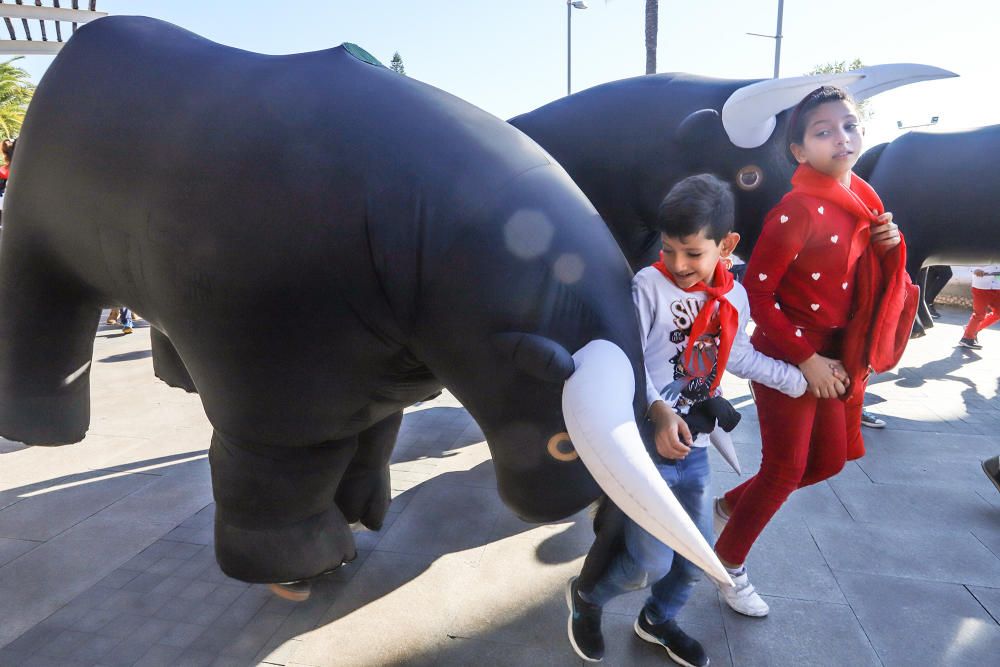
top-left (633, 266), bottom-right (808, 447)
top-left (971, 265), bottom-right (1000, 290)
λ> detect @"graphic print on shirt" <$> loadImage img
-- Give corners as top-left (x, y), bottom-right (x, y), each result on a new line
top-left (660, 297), bottom-right (719, 413)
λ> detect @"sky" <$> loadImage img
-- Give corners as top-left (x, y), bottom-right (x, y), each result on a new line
top-left (7, 1), bottom-right (1000, 148)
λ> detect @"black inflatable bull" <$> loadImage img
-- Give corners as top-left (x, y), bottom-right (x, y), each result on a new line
top-left (855, 126), bottom-right (1000, 330)
top-left (0, 16), bottom-right (726, 587)
top-left (510, 66), bottom-right (955, 273)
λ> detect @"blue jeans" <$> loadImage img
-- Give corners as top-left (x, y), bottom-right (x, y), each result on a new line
top-left (120, 307), bottom-right (133, 329)
top-left (587, 446), bottom-right (713, 624)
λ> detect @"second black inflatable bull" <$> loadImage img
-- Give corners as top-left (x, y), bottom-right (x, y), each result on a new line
top-left (510, 65), bottom-right (955, 272)
top-left (855, 126), bottom-right (1000, 329)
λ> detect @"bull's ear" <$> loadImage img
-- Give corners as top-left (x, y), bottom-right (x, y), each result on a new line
top-left (493, 333), bottom-right (575, 383)
top-left (676, 109), bottom-right (725, 151)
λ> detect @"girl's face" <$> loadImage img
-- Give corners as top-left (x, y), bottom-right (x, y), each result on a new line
top-left (790, 99), bottom-right (863, 185)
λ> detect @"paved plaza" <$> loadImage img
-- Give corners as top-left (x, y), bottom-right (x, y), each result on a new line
top-left (0, 306), bottom-right (998, 666)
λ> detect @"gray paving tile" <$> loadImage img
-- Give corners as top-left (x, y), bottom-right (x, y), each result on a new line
top-left (743, 514), bottom-right (846, 604)
top-left (158, 622), bottom-right (207, 649)
top-left (968, 585), bottom-right (1000, 624)
top-left (0, 536), bottom-right (38, 567)
top-left (133, 643), bottom-right (184, 667)
top-left (830, 477), bottom-right (998, 532)
top-left (69, 633), bottom-right (120, 663)
top-left (810, 518), bottom-right (1000, 587)
top-left (723, 596), bottom-right (878, 667)
top-left (375, 478), bottom-right (505, 558)
top-left (837, 571), bottom-right (1000, 667)
top-left (0, 473), bottom-right (155, 541)
top-left (406, 636), bottom-right (581, 666)
top-left (36, 629), bottom-right (90, 658)
top-left (174, 649), bottom-right (217, 666)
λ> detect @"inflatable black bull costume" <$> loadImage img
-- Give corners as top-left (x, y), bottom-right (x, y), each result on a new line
top-left (855, 126), bottom-right (1000, 328)
top-left (510, 66), bottom-right (959, 324)
top-left (0, 17), bottom-right (726, 586)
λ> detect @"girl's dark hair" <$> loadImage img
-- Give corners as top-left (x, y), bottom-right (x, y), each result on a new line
top-left (786, 85), bottom-right (858, 150)
top-left (655, 173), bottom-right (735, 242)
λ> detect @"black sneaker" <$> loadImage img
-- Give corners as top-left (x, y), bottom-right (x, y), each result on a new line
top-left (928, 304), bottom-right (941, 319)
top-left (634, 611), bottom-right (708, 667)
top-left (959, 337), bottom-right (983, 349)
top-left (565, 576), bottom-right (604, 662)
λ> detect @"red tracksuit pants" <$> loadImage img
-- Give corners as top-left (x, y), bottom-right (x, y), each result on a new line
top-left (963, 287), bottom-right (1000, 340)
top-left (714, 381), bottom-right (848, 565)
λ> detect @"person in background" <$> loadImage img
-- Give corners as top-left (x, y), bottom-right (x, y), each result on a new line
top-left (922, 266), bottom-right (953, 319)
top-left (958, 265), bottom-right (1000, 349)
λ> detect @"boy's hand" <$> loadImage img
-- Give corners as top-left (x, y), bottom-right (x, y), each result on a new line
top-left (871, 212), bottom-right (901, 250)
top-left (649, 400), bottom-right (692, 460)
top-left (799, 354), bottom-right (847, 399)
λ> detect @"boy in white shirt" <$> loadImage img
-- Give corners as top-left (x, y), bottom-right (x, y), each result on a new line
top-left (566, 174), bottom-right (808, 665)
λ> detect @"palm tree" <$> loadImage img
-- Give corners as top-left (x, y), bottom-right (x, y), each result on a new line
top-left (645, 0), bottom-right (658, 74)
top-left (0, 57), bottom-right (35, 139)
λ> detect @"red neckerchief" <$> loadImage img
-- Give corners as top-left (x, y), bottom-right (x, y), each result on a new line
top-left (789, 163), bottom-right (880, 272)
top-left (651, 256), bottom-right (738, 394)
top-left (786, 164), bottom-right (918, 459)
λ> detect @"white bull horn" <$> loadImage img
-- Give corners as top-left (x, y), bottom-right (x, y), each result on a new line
top-left (709, 427), bottom-right (741, 475)
top-left (562, 339), bottom-right (732, 586)
top-left (721, 63), bottom-right (958, 149)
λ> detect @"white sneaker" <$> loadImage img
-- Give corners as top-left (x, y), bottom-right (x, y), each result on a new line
top-left (718, 567), bottom-right (769, 617)
top-left (713, 497), bottom-right (730, 536)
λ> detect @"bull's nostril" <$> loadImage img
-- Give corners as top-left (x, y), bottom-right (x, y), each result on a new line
top-left (546, 432), bottom-right (578, 461)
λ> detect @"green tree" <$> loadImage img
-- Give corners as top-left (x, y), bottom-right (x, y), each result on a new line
top-left (390, 52), bottom-right (406, 76)
top-left (0, 57), bottom-right (34, 139)
top-left (645, 0), bottom-right (658, 74)
top-left (807, 59), bottom-right (872, 120)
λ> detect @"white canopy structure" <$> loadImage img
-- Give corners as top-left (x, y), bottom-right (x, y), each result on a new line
top-left (0, 1), bottom-right (106, 56)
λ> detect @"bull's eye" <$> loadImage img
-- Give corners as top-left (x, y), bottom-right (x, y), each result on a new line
top-left (546, 432), bottom-right (578, 462)
top-left (735, 165), bottom-right (764, 191)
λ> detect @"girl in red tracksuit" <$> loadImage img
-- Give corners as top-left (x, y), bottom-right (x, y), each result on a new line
top-left (711, 86), bottom-right (917, 617)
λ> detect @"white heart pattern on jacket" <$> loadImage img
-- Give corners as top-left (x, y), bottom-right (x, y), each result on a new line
top-left (842, 282), bottom-right (849, 290)
top-left (818, 206), bottom-right (824, 214)
top-left (811, 273), bottom-right (821, 280)
top-left (795, 329), bottom-right (803, 337)
top-left (759, 273), bottom-right (768, 281)
top-left (811, 304), bottom-right (820, 311)
top-left (831, 235), bottom-right (839, 243)
top-left (774, 303), bottom-right (781, 310)
top-left (780, 214), bottom-right (789, 223)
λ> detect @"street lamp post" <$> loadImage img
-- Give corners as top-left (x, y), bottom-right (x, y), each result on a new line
top-left (746, 0), bottom-right (784, 78)
top-left (567, 0), bottom-right (588, 96)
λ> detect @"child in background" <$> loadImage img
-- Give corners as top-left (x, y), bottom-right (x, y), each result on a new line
top-left (958, 265), bottom-right (1000, 349)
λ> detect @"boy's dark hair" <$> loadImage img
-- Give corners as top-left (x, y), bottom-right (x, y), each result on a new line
top-left (786, 85), bottom-right (858, 151)
top-left (655, 173), bottom-right (735, 242)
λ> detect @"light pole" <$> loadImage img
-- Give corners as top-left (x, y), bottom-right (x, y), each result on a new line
top-left (747, 0), bottom-right (784, 78)
top-left (567, 0), bottom-right (588, 96)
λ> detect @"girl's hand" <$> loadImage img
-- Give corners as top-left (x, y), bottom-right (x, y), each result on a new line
top-left (871, 212), bottom-right (901, 250)
top-left (974, 269), bottom-right (986, 277)
top-left (649, 400), bottom-right (692, 460)
top-left (799, 354), bottom-right (847, 399)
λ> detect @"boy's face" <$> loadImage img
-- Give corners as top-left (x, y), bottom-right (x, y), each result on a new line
top-left (660, 230), bottom-right (739, 289)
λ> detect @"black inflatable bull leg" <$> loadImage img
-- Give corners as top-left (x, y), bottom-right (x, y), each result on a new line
top-left (335, 410), bottom-right (403, 530)
top-left (0, 245), bottom-right (99, 445)
top-left (150, 328), bottom-right (197, 393)
top-left (210, 431), bottom-right (359, 583)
